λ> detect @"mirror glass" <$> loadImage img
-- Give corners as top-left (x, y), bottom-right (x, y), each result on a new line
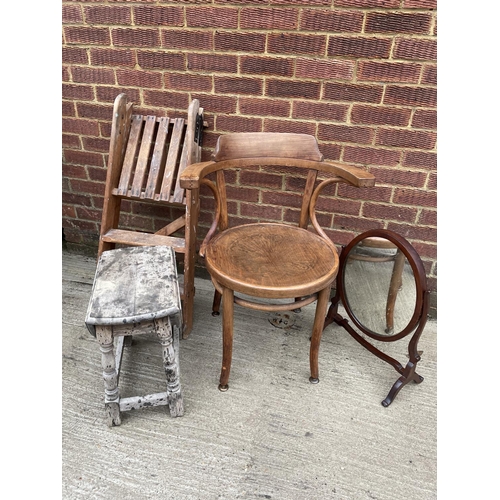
top-left (342, 237), bottom-right (417, 336)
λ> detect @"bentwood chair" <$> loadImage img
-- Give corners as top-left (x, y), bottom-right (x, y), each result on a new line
top-left (179, 132), bottom-right (375, 390)
top-left (98, 93), bottom-right (204, 338)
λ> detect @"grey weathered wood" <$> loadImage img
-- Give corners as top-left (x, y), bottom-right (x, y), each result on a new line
top-left (85, 245), bottom-right (184, 426)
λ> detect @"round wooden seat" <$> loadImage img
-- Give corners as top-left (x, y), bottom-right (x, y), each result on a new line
top-left (205, 223), bottom-right (338, 299)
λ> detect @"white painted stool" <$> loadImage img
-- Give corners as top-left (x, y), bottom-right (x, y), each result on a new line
top-left (85, 245), bottom-right (184, 426)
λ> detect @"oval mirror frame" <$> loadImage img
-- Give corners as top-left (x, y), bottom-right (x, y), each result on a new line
top-left (337, 229), bottom-right (427, 342)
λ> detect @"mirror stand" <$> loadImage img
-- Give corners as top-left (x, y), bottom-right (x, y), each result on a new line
top-left (323, 229), bottom-right (431, 407)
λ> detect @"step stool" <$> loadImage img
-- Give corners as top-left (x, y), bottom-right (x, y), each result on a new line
top-left (85, 245), bottom-right (184, 426)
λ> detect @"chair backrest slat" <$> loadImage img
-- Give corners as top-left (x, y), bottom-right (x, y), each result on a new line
top-left (158, 118), bottom-right (185, 201)
top-left (131, 115), bottom-right (156, 198)
top-left (117, 115), bottom-right (143, 196)
top-left (144, 117), bottom-right (170, 200)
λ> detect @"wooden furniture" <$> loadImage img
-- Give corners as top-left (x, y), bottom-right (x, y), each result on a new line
top-left (179, 132), bottom-right (375, 391)
top-left (324, 229), bottom-right (429, 406)
top-left (85, 245), bottom-right (184, 426)
top-left (98, 93), bottom-right (204, 338)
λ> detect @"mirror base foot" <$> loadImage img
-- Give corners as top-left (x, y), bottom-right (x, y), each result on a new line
top-left (309, 377), bottom-right (319, 384)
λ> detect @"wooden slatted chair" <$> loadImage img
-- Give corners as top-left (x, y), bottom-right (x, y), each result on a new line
top-left (98, 93), bottom-right (204, 338)
top-left (179, 132), bottom-right (375, 390)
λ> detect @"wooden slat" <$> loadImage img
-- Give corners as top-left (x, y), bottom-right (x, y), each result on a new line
top-left (144, 116), bottom-right (170, 200)
top-left (172, 135), bottom-right (189, 203)
top-left (101, 228), bottom-right (186, 253)
top-left (158, 118), bottom-right (185, 201)
top-left (155, 214), bottom-right (186, 237)
top-left (117, 115), bottom-right (143, 196)
top-left (130, 115), bottom-right (156, 197)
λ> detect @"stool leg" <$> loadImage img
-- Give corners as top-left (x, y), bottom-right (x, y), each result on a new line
top-left (155, 317), bottom-right (184, 417)
top-left (309, 287), bottom-right (330, 384)
top-left (219, 287), bottom-right (234, 391)
top-left (96, 326), bottom-right (121, 426)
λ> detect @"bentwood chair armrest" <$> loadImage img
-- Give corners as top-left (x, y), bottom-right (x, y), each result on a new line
top-left (322, 161), bottom-right (376, 188)
top-left (179, 161), bottom-right (217, 189)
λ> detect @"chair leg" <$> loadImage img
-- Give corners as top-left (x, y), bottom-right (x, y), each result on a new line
top-left (218, 287), bottom-right (234, 391)
top-left (96, 326), bottom-right (121, 426)
top-left (309, 287), bottom-right (331, 384)
top-left (212, 290), bottom-right (222, 316)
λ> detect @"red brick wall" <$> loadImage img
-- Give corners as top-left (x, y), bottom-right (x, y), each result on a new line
top-left (62, 0), bottom-right (437, 293)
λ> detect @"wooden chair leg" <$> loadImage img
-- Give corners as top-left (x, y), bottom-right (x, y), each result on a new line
top-left (212, 290), bottom-right (222, 316)
top-left (218, 287), bottom-right (234, 391)
top-left (96, 326), bottom-right (121, 426)
top-left (309, 287), bottom-right (331, 384)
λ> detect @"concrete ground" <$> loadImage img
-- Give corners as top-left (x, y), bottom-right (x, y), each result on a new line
top-left (62, 249), bottom-right (437, 500)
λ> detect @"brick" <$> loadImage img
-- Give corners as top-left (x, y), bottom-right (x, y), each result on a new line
top-left (82, 137), bottom-right (110, 153)
top-left (362, 203), bottom-right (418, 223)
top-left (143, 90), bottom-right (190, 110)
top-left (72, 67), bottom-right (115, 85)
top-left (328, 36), bottom-right (391, 58)
top-left (186, 7), bottom-right (238, 28)
top-left (296, 58), bottom-right (354, 80)
top-left (138, 51), bottom-right (185, 71)
top-left (343, 146), bottom-right (401, 166)
top-left (370, 166), bottom-right (427, 187)
top-left (240, 170), bottom-right (283, 189)
top-left (133, 6), bottom-right (183, 26)
top-left (422, 65), bottom-right (437, 85)
top-left (162, 30), bottom-right (213, 51)
top-left (240, 203), bottom-right (283, 221)
top-left (376, 128), bottom-right (436, 150)
top-left (116, 69), bottom-right (163, 89)
top-left (292, 101), bottom-right (348, 122)
top-left (84, 6), bottom-right (131, 25)
top-left (427, 172), bottom-right (437, 190)
top-left (191, 94), bottom-right (237, 113)
top-left (96, 86), bottom-right (140, 104)
top-left (75, 207), bottom-right (102, 222)
top-left (77, 103), bottom-right (112, 121)
top-left (266, 79), bottom-right (321, 100)
top-left (165, 73), bottom-right (212, 92)
top-left (402, 151), bottom-right (436, 169)
top-left (419, 209), bottom-right (436, 226)
top-left (90, 48), bottom-right (135, 67)
top-left (315, 197), bottom-right (362, 216)
top-left (351, 105), bottom-right (411, 126)
top-left (239, 97), bottom-right (291, 117)
top-left (319, 143), bottom-right (342, 161)
top-left (62, 84), bottom-right (94, 101)
top-left (240, 8), bottom-right (298, 30)
top-left (335, 0), bottom-right (400, 6)
top-left (269, 0), bottom-right (330, 4)
top-left (62, 163), bottom-right (87, 180)
top-left (187, 53), bottom-right (238, 73)
top-left (215, 31), bottom-right (265, 53)
top-left (215, 115), bottom-right (262, 133)
top-left (262, 191), bottom-right (303, 209)
top-left (215, 76), bottom-right (263, 96)
top-left (334, 214), bottom-right (382, 232)
top-left (264, 119), bottom-right (316, 136)
top-left (65, 150), bottom-right (104, 167)
top-left (338, 183), bottom-right (392, 203)
top-left (62, 134), bottom-right (81, 149)
top-left (387, 222), bottom-right (436, 242)
top-left (324, 82), bottom-right (383, 103)
top-left (64, 26), bottom-right (110, 45)
top-left (404, 0), bottom-right (437, 8)
top-left (318, 124), bottom-right (374, 145)
top-left (63, 4), bottom-right (83, 24)
top-left (62, 101), bottom-right (76, 117)
top-left (112, 28), bottom-right (160, 48)
top-left (241, 56), bottom-right (294, 77)
top-left (394, 38), bottom-right (437, 61)
top-left (62, 47), bottom-right (88, 65)
top-left (226, 186), bottom-right (259, 203)
top-left (384, 85), bottom-right (436, 107)
top-left (365, 12), bottom-right (432, 34)
top-left (412, 109), bottom-right (436, 130)
top-left (63, 118), bottom-right (100, 136)
top-left (393, 188), bottom-right (436, 208)
top-left (358, 60), bottom-right (421, 83)
top-left (301, 10), bottom-right (363, 32)
top-left (63, 66), bottom-right (70, 82)
top-left (268, 33), bottom-right (326, 56)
